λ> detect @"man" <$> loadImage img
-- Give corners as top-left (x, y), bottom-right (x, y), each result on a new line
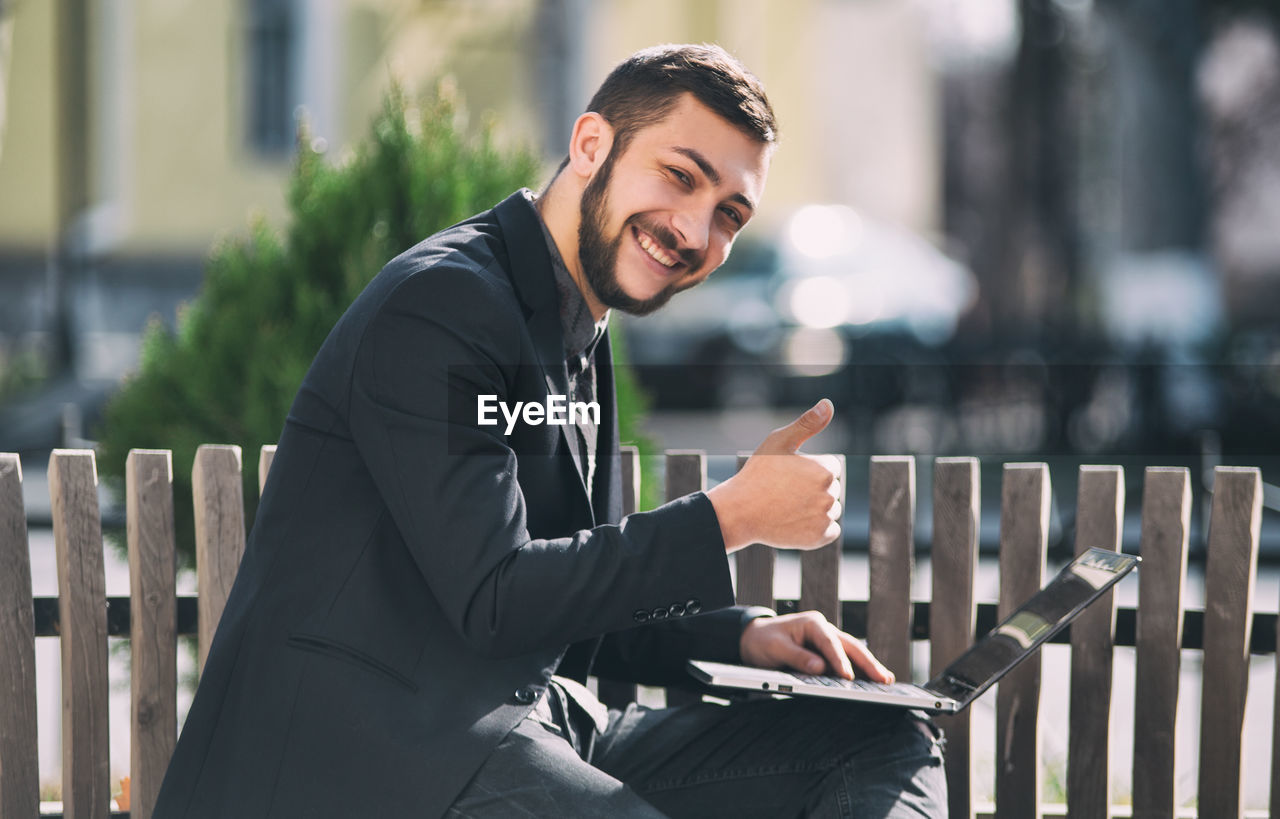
top-left (155, 44), bottom-right (945, 817)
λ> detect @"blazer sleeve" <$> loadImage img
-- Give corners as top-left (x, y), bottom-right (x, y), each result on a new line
top-left (346, 264), bottom-right (737, 658)
top-left (591, 605), bottom-right (776, 687)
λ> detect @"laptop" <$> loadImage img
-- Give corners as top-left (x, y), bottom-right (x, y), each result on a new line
top-left (688, 547), bottom-right (1139, 714)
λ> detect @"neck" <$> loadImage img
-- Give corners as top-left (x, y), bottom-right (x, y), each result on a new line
top-left (535, 177), bottom-right (609, 322)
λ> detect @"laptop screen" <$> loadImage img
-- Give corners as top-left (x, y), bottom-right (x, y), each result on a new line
top-left (928, 548), bottom-right (1138, 705)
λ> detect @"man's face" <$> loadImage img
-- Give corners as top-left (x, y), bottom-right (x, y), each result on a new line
top-left (577, 94), bottom-right (771, 316)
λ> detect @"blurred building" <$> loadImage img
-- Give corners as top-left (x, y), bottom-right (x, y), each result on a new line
top-left (0, 0), bottom-right (940, 426)
top-left (0, 0), bottom-right (544, 396)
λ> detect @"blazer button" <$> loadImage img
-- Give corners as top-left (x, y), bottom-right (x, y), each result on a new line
top-left (685, 598), bottom-right (702, 615)
top-left (651, 607), bottom-right (669, 620)
top-left (514, 686), bottom-right (538, 705)
top-left (668, 602), bottom-right (686, 617)
top-left (633, 609), bottom-right (650, 623)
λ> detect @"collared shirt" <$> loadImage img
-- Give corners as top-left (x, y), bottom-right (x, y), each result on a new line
top-left (529, 192), bottom-right (609, 492)
top-left (524, 194), bottom-right (615, 750)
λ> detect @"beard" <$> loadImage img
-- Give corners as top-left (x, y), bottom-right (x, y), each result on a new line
top-left (577, 152), bottom-right (703, 317)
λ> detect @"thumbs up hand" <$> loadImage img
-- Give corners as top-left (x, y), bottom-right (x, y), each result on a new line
top-left (754, 397), bottom-right (835, 455)
top-left (706, 399), bottom-right (843, 553)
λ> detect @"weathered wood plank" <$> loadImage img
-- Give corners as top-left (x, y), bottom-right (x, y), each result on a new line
top-left (49, 449), bottom-right (111, 819)
top-left (1274, 583), bottom-right (1280, 819)
top-left (800, 455), bottom-right (845, 627)
top-left (619, 446), bottom-right (640, 518)
top-left (258, 444), bottom-right (277, 498)
top-left (733, 453), bottom-right (775, 610)
top-left (1131, 467), bottom-right (1190, 819)
top-left (597, 446), bottom-right (641, 710)
top-left (996, 462), bottom-right (1049, 819)
top-left (1198, 467), bottom-right (1262, 818)
top-left (664, 451), bottom-right (707, 707)
top-left (127, 450), bottom-right (178, 819)
top-left (1067, 465), bottom-right (1124, 819)
top-left (868, 456), bottom-right (915, 679)
top-left (930, 456), bottom-right (979, 819)
top-left (665, 450), bottom-right (705, 502)
top-left (0, 453), bottom-right (39, 819)
top-left (192, 445), bottom-right (246, 674)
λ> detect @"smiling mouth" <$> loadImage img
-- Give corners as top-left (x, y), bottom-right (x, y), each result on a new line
top-left (633, 226), bottom-right (681, 270)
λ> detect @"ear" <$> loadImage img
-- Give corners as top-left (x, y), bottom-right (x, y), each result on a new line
top-left (567, 112), bottom-right (614, 180)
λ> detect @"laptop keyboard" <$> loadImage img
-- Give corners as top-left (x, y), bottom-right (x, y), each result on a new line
top-left (791, 673), bottom-right (899, 692)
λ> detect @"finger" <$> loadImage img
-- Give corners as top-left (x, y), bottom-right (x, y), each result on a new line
top-left (807, 620), bottom-right (855, 679)
top-left (812, 453), bottom-right (842, 477)
top-left (757, 399), bottom-right (833, 455)
top-left (828, 498), bottom-right (843, 521)
top-left (839, 631), bottom-right (894, 684)
top-left (774, 640), bottom-right (830, 675)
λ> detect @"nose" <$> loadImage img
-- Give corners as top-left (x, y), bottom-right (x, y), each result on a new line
top-left (671, 208), bottom-right (711, 252)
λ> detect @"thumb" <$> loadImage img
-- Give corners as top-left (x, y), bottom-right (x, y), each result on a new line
top-left (758, 399), bottom-right (833, 455)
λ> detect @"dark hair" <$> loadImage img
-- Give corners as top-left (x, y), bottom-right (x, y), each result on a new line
top-left (586, 43), bottom-right (777, 154)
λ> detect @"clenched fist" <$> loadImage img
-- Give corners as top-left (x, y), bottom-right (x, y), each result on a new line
top-left (706, 399), bottom-right (843, 552)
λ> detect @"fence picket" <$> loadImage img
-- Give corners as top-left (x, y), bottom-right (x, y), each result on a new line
top-left (1273, 578), bottom-right (1280, 818)
top-left (258, 444), bottom-right (277, 497)
top-left (996, 463), bottom-right (1049, 819)
top-left (192, 445), bottom-right (246, 674)
top-left (127, 450), bottom-right (178, 819)
top-left (1198, 467), bottom-right (1262, 817)
top-left (1067, 466), bottom-right (1123, 818)
top-left (49, 450), bottom-right (111, 819)
top-left (1132, 467), bottom-right (1190, 819)
top-left (868, 456), bottom-right (915, 679)
top-left (619, 445), bottom-right (639, 520)
top-left (931, 457), bottom-right (979, 819)
top-left (0, 453), bottom-right (39, 819)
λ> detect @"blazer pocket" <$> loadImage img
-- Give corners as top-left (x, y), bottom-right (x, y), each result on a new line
top-left (287, 633), bottom-right (420, 692)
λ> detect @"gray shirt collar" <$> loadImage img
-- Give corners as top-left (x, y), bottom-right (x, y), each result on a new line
top-left (524, 191), bottom-right (608, 361)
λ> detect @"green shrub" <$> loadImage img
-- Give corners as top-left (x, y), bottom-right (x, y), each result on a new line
top-left (0, 344), bottom-right (48, 405)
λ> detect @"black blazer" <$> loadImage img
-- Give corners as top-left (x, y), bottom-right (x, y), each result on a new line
top-left (154, 191), bottom-right (759, 818)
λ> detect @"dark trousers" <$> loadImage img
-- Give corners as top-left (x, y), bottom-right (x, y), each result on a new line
top-left (446, 682), bottom-right (947, 818)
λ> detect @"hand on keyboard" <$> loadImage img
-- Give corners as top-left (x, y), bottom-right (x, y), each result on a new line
top-left (739, 611), bottom-right (895, 684)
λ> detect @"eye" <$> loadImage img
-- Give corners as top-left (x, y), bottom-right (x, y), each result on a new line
top-left (668, 167), bottom-right (693, 187)
top-left (720, 206), bottom-right (744, 227)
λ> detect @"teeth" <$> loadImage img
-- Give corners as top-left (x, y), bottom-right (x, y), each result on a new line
top-left (637, 231), bottom-right (677, 268)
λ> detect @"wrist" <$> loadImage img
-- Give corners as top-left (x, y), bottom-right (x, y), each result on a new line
top-left (738, 612), bottom-right (772, 665)
top-left (706, 480), bottom-right (752, 553)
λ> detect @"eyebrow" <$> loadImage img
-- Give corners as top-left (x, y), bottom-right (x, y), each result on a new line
top-left (672, 146), bottom-right (756, 214)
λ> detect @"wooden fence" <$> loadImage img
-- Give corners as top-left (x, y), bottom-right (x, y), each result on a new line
top-left (0, 445), bottom-right (1272, 818)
